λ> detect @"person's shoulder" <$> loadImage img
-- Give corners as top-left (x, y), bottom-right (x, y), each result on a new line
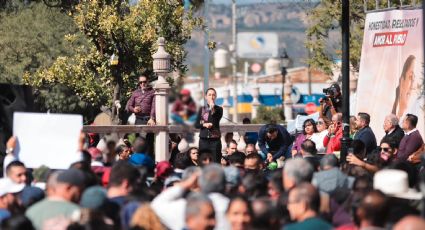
top-left (214, 105), bottom-right (223, 110)
top-left (286, 217), bottom-right (332, 230)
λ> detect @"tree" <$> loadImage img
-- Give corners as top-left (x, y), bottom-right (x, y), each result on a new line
top-left (305, 0), bottom-right (417, 75)
top-left (0, 1), bottom-right (84, 83)
top-left (24, 0), bottom-right (204, 117)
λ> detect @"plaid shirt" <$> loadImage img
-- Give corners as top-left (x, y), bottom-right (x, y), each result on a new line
top-left (126, 87), bottom-right (155, 118)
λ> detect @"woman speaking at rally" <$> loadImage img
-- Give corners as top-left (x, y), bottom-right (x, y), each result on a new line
top-left (195, 88), bottom-right (223, 163)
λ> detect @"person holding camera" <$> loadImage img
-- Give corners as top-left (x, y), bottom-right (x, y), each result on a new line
top-left (319, 83), bottom-right (343, 122)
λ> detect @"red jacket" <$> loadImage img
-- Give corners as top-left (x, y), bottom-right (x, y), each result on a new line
top-left (171, 99), bottom-right (197, 117)
top-left (323, 126), bottom-right (343, 154)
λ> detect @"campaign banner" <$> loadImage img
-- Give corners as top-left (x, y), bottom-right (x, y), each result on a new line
top-left (237, 32), bottom-right (279, 58)
top-left (356, 9), bottom-right (424, 140)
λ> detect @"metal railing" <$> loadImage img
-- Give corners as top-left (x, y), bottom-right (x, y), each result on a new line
top-left (82, 124), bottom-right (265, 134)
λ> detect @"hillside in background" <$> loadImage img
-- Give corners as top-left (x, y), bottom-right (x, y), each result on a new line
top-left (185, 1), bottom-right (339, 76)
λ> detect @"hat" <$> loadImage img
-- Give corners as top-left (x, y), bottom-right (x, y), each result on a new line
top-left (80, 186), bottom-right (107, 209)
top-left (0, 178), bottom-right (25, 197)
top-left (224, 166), bottom-right (241, 187)
top-left (180, 89), bottom-right (191, 96)
top-left (374, 169), bottom-right (422, 200)
top-left (20, 186), bottom-right (45, 208)
top-left (87, 147), bottom-right (102, 160)
top-left (164, 175), bottom-right (181, 188)
top-left (156, 161), bottom-right (173, 180)
top-left (57, 168), bottom-right (86, 187)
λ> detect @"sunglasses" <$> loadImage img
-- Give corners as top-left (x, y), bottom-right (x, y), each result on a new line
top-left (139, 81), bottom-right (147, 84)
top-left (317, 121), bottom-right (324, 125)
top-left (379, 147), bottom-right (391, 152)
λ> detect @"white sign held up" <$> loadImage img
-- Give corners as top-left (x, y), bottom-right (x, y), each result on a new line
top-left (13, 112), bottom-right (83, 169)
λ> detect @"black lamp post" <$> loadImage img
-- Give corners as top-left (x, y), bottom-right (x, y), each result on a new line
top-left (340, 0), bottom-right (351, 164)
top-left (280, 49), bottom-right (291, 118)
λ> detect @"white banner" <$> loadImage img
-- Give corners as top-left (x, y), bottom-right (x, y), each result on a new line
top-left (356, 9), bottom-right (424, 140)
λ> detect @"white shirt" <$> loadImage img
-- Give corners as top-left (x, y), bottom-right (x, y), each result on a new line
top-left (311, 130), bottom-right (329, 154)
top-left (3, 154), bottom-right (17, 177)
top-left (405, 128), bottom-right (418, 136)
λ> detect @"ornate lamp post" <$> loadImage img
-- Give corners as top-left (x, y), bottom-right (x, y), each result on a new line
top-left (280, 49), bottom-right (291, 120)
top-left (152, 37), bottom-right (171, 161)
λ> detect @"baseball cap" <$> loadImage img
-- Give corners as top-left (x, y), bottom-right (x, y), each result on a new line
top-left (0, 178), bottom-right (25, 197)
top-left (57, 168), bottom-right (86, 187)
top-left (180, 89), bottom-right (191, 96)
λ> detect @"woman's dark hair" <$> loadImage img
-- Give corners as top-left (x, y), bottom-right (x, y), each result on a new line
top-left (186, 147), bottom-right (199, 161)
top-left (198, 150), bottom-right (213, 167)
top-left (205, 87), bottom-right (216, 94)
top-left (226, 195), bottom-right (253, 216)
top-left (302, 118), bottom-right (318, 135)
top-left (380, 137), bottom-right (399, 149)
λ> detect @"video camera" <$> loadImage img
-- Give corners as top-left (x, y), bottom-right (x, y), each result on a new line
top-left (323, 87), bottom-right (338, 97)
top-left (322, 83), bottom-right (341, 98)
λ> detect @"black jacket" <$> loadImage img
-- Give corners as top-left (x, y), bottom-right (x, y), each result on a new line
top-left (258, 124), bottom-right (292, 160)
top-left (382, 125), bottom-right (405, 144)
top-left (195, 105), bottom-right (223, 139)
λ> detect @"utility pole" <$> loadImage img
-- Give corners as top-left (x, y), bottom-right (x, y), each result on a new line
top-left (231, 0), bottom-right (238, 123)
top-left (203, 0), bottom-right (210, 94)
top-left (340, 0), bottom-right (351, 164)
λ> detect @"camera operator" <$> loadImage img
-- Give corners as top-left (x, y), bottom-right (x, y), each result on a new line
top-left (319, 83), bottom-right (343, 121)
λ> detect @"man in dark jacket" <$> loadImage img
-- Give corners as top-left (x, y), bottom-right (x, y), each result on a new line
top-left (354, 112), bottom-right (377, 154)
top-left (258, 124), bottom-right (292, 161)
top-left (382, 114), bottom-right (405, 144)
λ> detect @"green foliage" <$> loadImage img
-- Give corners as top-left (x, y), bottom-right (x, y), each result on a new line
top-left (305, 0), bottom-right (417, 74)
top-left (252, 106), bottom-right (285, 124)
top-left (24, 0), bottom-right (203, 109)
top-left (0, 1), bottom-right (83, 83)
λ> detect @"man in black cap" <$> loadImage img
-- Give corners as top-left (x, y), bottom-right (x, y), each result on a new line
top-left (319, 83), bottom-right (343, 122)
top-left (26, 169), bottom-right (86, 229)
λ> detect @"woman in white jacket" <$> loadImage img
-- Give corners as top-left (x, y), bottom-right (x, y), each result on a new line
top-left (311, 117), bottom-right (329, 154)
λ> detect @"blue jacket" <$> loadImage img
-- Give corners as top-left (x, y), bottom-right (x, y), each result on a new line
top-left (258, 124), bottom-right (292, 160)
top-left (354, 126), bottom-right (377, 154)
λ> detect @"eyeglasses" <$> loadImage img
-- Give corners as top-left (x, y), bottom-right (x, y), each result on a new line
top-left (139, 81), bottom-right (147, 84)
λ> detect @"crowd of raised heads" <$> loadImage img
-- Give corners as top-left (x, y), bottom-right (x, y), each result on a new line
top-left (1, 83), bottom-right (425, 230)
top-left (1, 110), bottom-right (425, 230)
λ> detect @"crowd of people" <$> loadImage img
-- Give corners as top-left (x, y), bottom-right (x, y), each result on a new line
top-left (1, 80), bottom-right (425, 230)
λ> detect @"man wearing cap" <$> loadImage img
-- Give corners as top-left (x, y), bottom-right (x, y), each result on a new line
top-left (26, 169), bottom-right (85, 229)
top-left (171, 88), bottom-right (197, 125)
top-left (0, 178), bottom-right (25, 223)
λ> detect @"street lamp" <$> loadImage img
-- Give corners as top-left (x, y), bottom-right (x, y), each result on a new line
top-left (280, 49), bottom-right (291, 119)
top-left (110, 53), bottom-right (121, 124)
